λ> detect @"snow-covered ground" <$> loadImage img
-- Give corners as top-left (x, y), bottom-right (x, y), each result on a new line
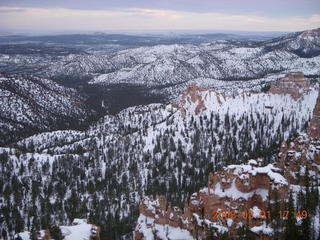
top-left (60, 219), bottom-right (96, 240)
top-left (135, 215), bottom-right (194, 240)
top-left (15, 219), bottom-right (96, 240)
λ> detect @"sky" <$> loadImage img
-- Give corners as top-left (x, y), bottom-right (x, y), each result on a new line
top-left (0, 0), bottom-right (319, 33)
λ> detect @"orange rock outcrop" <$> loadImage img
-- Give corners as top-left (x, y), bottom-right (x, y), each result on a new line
top-left (269, 72), bottom-right (310, 100)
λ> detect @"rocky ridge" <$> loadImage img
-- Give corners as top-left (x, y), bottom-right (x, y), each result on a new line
top-left (176, 72), bottom-right (312, 117)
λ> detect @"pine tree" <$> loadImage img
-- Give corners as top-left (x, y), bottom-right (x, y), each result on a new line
top-left (1, 229), bottom-right (7, 240)
top-left (284, 191), bottom-right (299, 240)
top-left (270, 191), bottom-right (281, 237)
top-left (30, 218), bottom-right (38, 240)
top-left (13, 207), bottom-right (24, 234)
top-left (236, 224), bottom-right (255, 240)
top-left (49, 225), bottom-right (63, 240)
top-left (300, 167), bottom-right (311, 240)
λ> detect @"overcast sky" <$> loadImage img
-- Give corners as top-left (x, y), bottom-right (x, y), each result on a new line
top-left (0, 0), bottom-right (319, 33)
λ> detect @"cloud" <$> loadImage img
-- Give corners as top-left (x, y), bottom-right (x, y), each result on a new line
top-left (129, 8), bottom-right (182, 20)
top-left (0, 6), bottom-right (318, 32)
top-left (310, 14), bottom-right (320, 23)
top-left (1, 0), bottom-right (319, 17)
top-left (0, 7), bottom-right (26, 13)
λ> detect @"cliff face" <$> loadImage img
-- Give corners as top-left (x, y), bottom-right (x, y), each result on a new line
top-left (178, 83), bottom-right (208, 117)
top-left (269, 72), bottom-right (310, 100)
top-left (177, 72), bottom-right (311, 118)
top-left (135, 75), bottom-right (320, 240)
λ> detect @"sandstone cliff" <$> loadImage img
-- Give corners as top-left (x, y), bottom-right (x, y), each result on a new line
top-left (177, 72), bottom-right (311, 118)
top-left (269, 72), bottom-right (310, 100)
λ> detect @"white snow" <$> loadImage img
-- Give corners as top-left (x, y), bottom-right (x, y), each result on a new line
top-left (250, 206), bottom-right (261, 218)
top-left (16, 231), bottom-right (30, 240)
top-left (135, 214), bottom-right (194, 240)
top-left (227, 163), bottom-right (288, 185)
top-left (211, 179), bottom-right (269, 201)
top-left (250, 222), bottom-right (273, 236)
top-left (60, 218), bottom-right (94, 240)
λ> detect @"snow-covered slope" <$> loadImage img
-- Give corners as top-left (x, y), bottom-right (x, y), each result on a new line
top-left (260, 28), bottom-right (320, 58)
top-left (0, 29), bottom-right (319, 95)
top-left (90, 28), bottom-right (320, 89)
top-left (1, 28), bottom-right (319, 240)
top-left (0, 73), bottom-right (90, 145)
top-left (0, 74), bottom-right (317, 238)
top-left (0, 53), bottom-right (113, 79)
top-left (15, 218), bottom-right (99, 240)
top-left (60, 219), bottom-right (98, 240)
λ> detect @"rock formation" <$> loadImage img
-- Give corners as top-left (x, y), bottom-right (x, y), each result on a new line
top-left (177, 72), bottom-right (311, 118)
top-left (135, 130), bottom-right (320, 239)
top-left (269, 72), bottom-right (310, 100)
top-left (178, 83), bottom-right (208, 117)
top-left (135, 76), bottom-right (320, 240)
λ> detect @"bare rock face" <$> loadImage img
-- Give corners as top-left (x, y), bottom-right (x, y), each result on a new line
top-left (269, 72), bottom-right (310, 100)
top-left (179, 83), bottom-right (208, 117)
top-left (177, 83), bottom-right (232, 118)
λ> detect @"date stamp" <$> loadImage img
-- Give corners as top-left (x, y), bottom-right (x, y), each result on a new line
top-left (211, 209), bottom-right (308, 220)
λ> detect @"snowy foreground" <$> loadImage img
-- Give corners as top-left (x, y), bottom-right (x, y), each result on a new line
top-left (16, 219), bottom-right (98, 240)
